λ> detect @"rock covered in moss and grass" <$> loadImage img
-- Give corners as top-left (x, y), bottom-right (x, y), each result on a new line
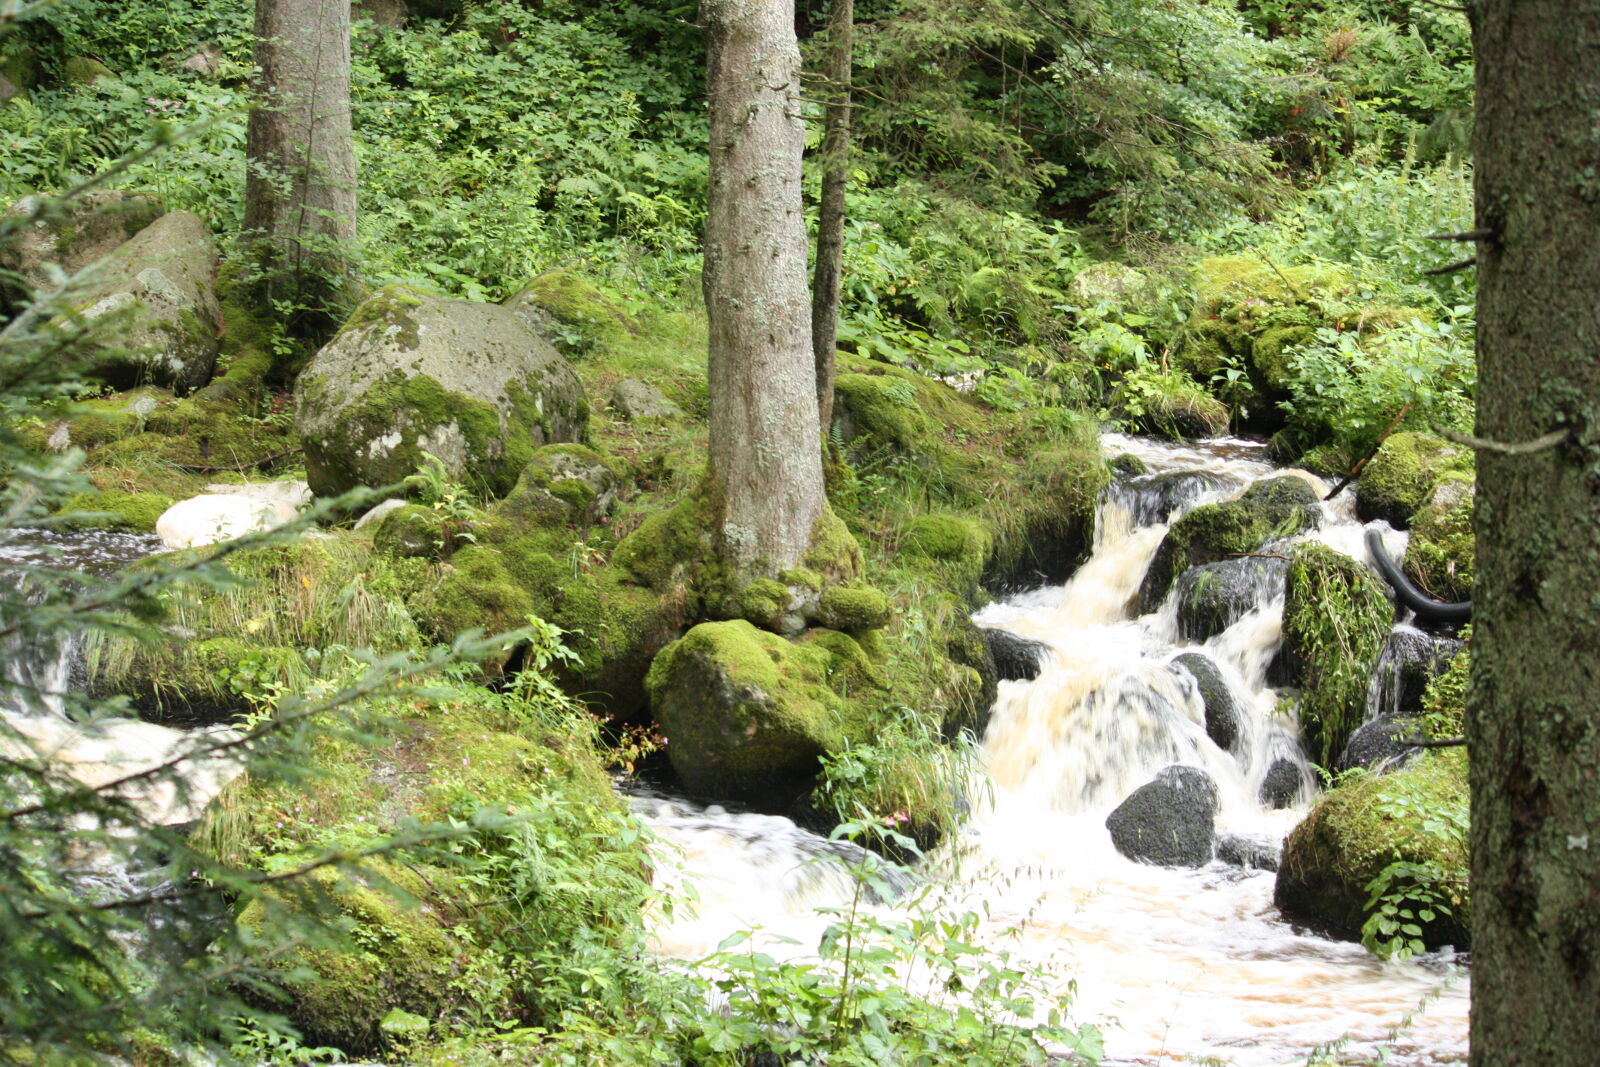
top-left (297, 287), bottom-right (588, 498)
top-left (503, 269), bottom-right (639, 355)
top-left (1138, 475), bottom-right (1320, 612)
top-left (646, 620), bottom-right (876, 801)
top-left (1169, 651), bottom-right (1242, 752)
top-left (1173, 555), bottom-right (1287, 641)
top-left (1280, 543), bottom-right (1393, 768)
top-left (1275, 751), bottom-right (1469, 951)
top-left (1355, 432), bottom-right (1471, 528)
top-left (1401, 471), bottom-right (1474, 602)
top-left (70, 210), bottom-right (222, 393)
top-left (1105, 764), bottom-right (1219, 868)
top-left (1338, 714), bottom-right (1423, 774)
top-left (56, 488), bottom-right (175, 533)
top-left (497, 443), bottom-right (624, 528)
top-left (899, 513), bottom-right (993, 591)
top-left (1110, 371), bottom-right (1229, 440)
top-left (407, 546), bottom-right (534, 672)
top-left (0, 190), bottom-right (164, 305)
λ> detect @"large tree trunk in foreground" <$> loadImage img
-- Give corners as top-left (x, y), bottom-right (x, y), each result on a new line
top-left (1470, 3), bottom-right (1600, 1064)
top-left (701, 0), bottom-right (826, 574)
top-left (810, 0), bottom-right (852, 433)
top-left (244, 0), bottom-right (357, 337)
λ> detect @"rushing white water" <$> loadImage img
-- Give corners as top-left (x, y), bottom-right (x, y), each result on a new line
top-left (641, 435), bottom-right (1468, 1065)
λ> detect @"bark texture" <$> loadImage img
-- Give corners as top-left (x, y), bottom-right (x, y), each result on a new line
top-left (1470, 3), bottom-right (1600, 1063)
top-left (702, 0), bottom-right (826, 574)
top-left (244, 0), bottom-right (357, 331)
top-left (810, 0), bottom-right (852, 432)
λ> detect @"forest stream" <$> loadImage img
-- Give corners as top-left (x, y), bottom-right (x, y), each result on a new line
top-left (0, 435), bottom-right (1469, 1066)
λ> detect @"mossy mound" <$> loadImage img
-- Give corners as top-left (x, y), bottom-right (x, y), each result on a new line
top-left (1402, 471), bottom-right (1474, 602)
top-left (1355, 431), bottom-right (1471, 528)
top-left (1110, 371), bottom-right (1229, 441)
top-left (1281, 543), bottom-right (1393, 768)
top-left (238, 862), bottom-right (458, 1052)
top-left (1139, 475), bottom-right (1321, 611)
top-left (1276, 751), bottom-right (1469, 950)
top-left (86, 534), bottom-right (425, 721)
top-left (371, 503), bottom-right (455, 559)
top-left (407, 546), bottom-right (535, 673)
top-left (498, 443), bottom-right (625, 528)
top-left (56, 489), bottom-right (174, 532)
top-left (646, 620), bottom-right (878, 800)
top-left (1175, 257), bottom-right (1352, 429)
top-left (503, 269), bottom-right (640, 357)
top-left (900, 513), bottom-right (993, 592)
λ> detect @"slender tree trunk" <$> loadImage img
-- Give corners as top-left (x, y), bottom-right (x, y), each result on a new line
top-left (701, 0), bottom-right (826, 575)
top-left (810, 0), bottom-right (852, 433)
top-left (244, 0), bottom-right (357, 337)
top-left (1469, 3), bottom-right (1600, 1064)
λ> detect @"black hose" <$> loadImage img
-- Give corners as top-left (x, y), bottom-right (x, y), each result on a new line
top-left (1364, 528), bottom-right (1472, 623)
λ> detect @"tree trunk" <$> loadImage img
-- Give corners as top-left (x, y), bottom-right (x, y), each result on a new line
top-left (1469, 3), bottom-right (1600, 1064)
top-left (243, 0), bottom-right (357, 337)
top-left (701, 0), bottom-right (826, 575)
top-left (810, 0), bottom-right (852, 433)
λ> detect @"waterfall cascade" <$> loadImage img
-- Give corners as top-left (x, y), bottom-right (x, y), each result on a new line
top-left (639, 434), bottom-right (1468, 1066)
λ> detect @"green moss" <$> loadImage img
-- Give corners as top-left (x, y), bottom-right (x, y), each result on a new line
top-left (611, 493), bottom-right (709, 589)
top-left (1111, 453), bottom-right (1148, 476)
top-left (818, 585), bottom-right (892, 632)
top-left (238, 862), bottom-right (458, 1052)
top-left (57, 489), bottom-right (172, 532)
top-left (371, 503), bottom-right (453, 560)
top-left (738, 577), bottom-right (791, 629)
top-left (1402, 471), bottom-right (1474, 601)
top-left (1277, 751), bottom-right (1469, 950)
top-left (1282, 542), bottom-right (1393, 768)
top-left (1252, 324), bottom-right (1315, 391)
top-left (334, 283), bottom-right (428, 346)
top-left (646, 620), bottom-right (865, 797)
top-left (506, 270), bottom-right (640, 356)
top-left (802, 505), bottom-right (864, 583)
top-left (496, 443), bottom-right (621, 530)
top-left (62, 56), bottom-right (113, 84)
top-left (1356, 431), bottom-right (1472, 528)
top-left (1112, 371), bottom-right (1229, 440)
top-left (833, 371), bottom-right (935, 451)
top-left (408, 546), bottom-right (535, 672)
top-left (1139, 476), bottom-right (1320, 609)
top-left (1421, 630), bottom-right (1470, 737)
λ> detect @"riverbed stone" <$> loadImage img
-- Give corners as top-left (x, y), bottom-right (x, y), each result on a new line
top-left (297, 286), bottom-right (588, 498)
top-left (982, 627), bottom-right (1050, 682)
top-left (1369, 627), bottom-right (1462, 717)
top-left (1139, 475), bottom-right (1319, 613)
top-left (1173, 555), bottom-right (1288, 642)
top-left (1216, 832), bottom-right (1281, 872)
top-left (1105, 764), bottom-right (1220, 868)
top-left (1169, 652), bottom-right (1243, 752)
top-left (1259, 756), bottom-right (1305, 809)
top-left (1338, 714), bottom-right (1424, 774)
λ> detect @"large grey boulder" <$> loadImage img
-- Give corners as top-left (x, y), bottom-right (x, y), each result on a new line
top-left (73, 211), bottom-right (222, 394)
top-left (982, 627), bottom-right (1050, 682)
top-left (1, 190), bottom-right (165, 304)
top-left (1105, 764), bottom-right (1220, 868)
top-left (296, 287), bottom-right (588, 498)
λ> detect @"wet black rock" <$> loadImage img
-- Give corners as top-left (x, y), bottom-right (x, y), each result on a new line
top-left (981, 628), bottom-right (1051, 683)
top-left (1338, 714), bottom-right (1423, 774)
top-left (1259, 757), bottom-right (1304, 810)
top-left (1369, 628), bottom-right (1463, 716)
top-left (1173, 555), bottom-right (1289, 642)
top-left (1106, 764), bottom-right (1220, 868)
top-left (1169, 651), bottom-right (1243, 752)
top-left (1113, 469), bottom-right (1227, 529)
top-left (1216, 832), bottom-right (1281, 872)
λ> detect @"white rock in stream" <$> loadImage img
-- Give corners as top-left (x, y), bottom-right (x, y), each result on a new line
top-left (155, 481), bottom-right (311, 549)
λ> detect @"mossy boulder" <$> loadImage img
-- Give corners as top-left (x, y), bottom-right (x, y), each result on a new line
top-left (817, 584), bottom-right (893, 633)
top-left (1355, 432), bottom-right (1471, 528)
top-left (646, 620), bottom-right (872, 800)
top-left (900, 513), bottom-right (993, 592)
top-left (833, 370), bottom-right (936, 451)
top-left (1138, 475), bottom-right (1320, 612)
top-left (371, 503), bottom-right (453, 559)
top-left (69, 210), bottom-right (222, 394)
top-left (0, 190), bottom-right (163, 306)
top-left (1275, 752), bottom-right (1469, 950)
top-left (503, 269), bottom-right (639, 356)
top-left (497, 443), bottom-right (624, 528)
top-left (297, 287), bottom-right (588, 498)
top-left (407, 546), bottom-right (535, 672)
top-left (1280, 543), bottom-right (1393, 768)
top-left (238, 862), bottom-right (459, 1052)
top-left (1402, 471), bottom-right (1474, 602)
top-left (1111, 372), bottom-right (1229, 441)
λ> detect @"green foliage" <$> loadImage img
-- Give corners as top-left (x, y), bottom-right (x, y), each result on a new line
top-left (1360, 754), bottom-right (1470, 961)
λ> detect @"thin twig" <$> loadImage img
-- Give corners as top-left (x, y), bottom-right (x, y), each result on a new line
top-left (1325, 402), bottom-right (1412, 500)
top-left (1424, 257), bottom-right (1476, 276)
top-left (1434, 425), bottom-right (1570, 455)
top-left (1426, 229), bottom-right (1495, 242)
